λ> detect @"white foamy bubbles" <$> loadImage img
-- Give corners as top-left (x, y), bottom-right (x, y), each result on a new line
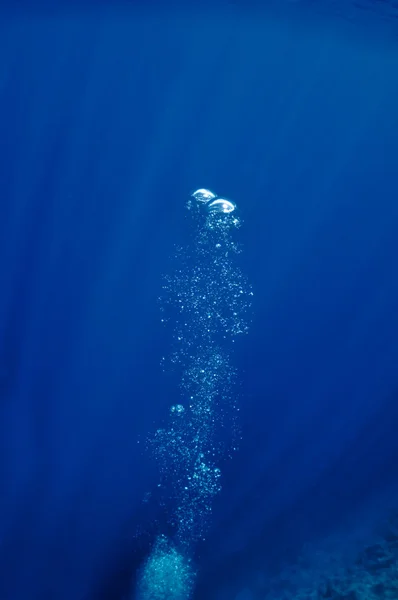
top-left (170, 404), bottom-right (185, 415)
top-left (136, 535), bottom-right (195, 600)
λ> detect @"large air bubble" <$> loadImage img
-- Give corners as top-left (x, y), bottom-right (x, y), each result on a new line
top-left (206, 197), bottom-right (236, 214)
top-left (191, 188), bottom-right (217, 203)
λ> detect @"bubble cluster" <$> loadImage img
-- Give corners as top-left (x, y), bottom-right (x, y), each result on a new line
top-left (153, 190), bottom-right (252, 542)
top-left (139, 189), bottom-right (252, 599)
top-left (136, 535), bottom-right (195, 600)
top-left (188, 188), bottom-right (237, 216)
top-left (152, 347), bottom-right (236, 542)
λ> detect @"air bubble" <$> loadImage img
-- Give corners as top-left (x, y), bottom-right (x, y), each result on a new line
top-left (191, 188), bottom-right (217, 203)
top-left (207, 198), bottom-right (236, 214)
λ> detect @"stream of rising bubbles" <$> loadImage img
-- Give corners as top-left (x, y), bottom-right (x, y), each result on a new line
top-left (135, 189), bottom-right (253, 600)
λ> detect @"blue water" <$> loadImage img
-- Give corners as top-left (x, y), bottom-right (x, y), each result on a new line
top-left (1, 3), bottom-right (398, 599)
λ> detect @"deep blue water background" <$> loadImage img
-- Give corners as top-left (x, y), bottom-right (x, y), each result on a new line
top-left (1, 2), bottom-right (398, 599)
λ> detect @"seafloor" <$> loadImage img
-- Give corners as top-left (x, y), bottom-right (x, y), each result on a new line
top-left (216, 511), bottom-right (398, 600)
